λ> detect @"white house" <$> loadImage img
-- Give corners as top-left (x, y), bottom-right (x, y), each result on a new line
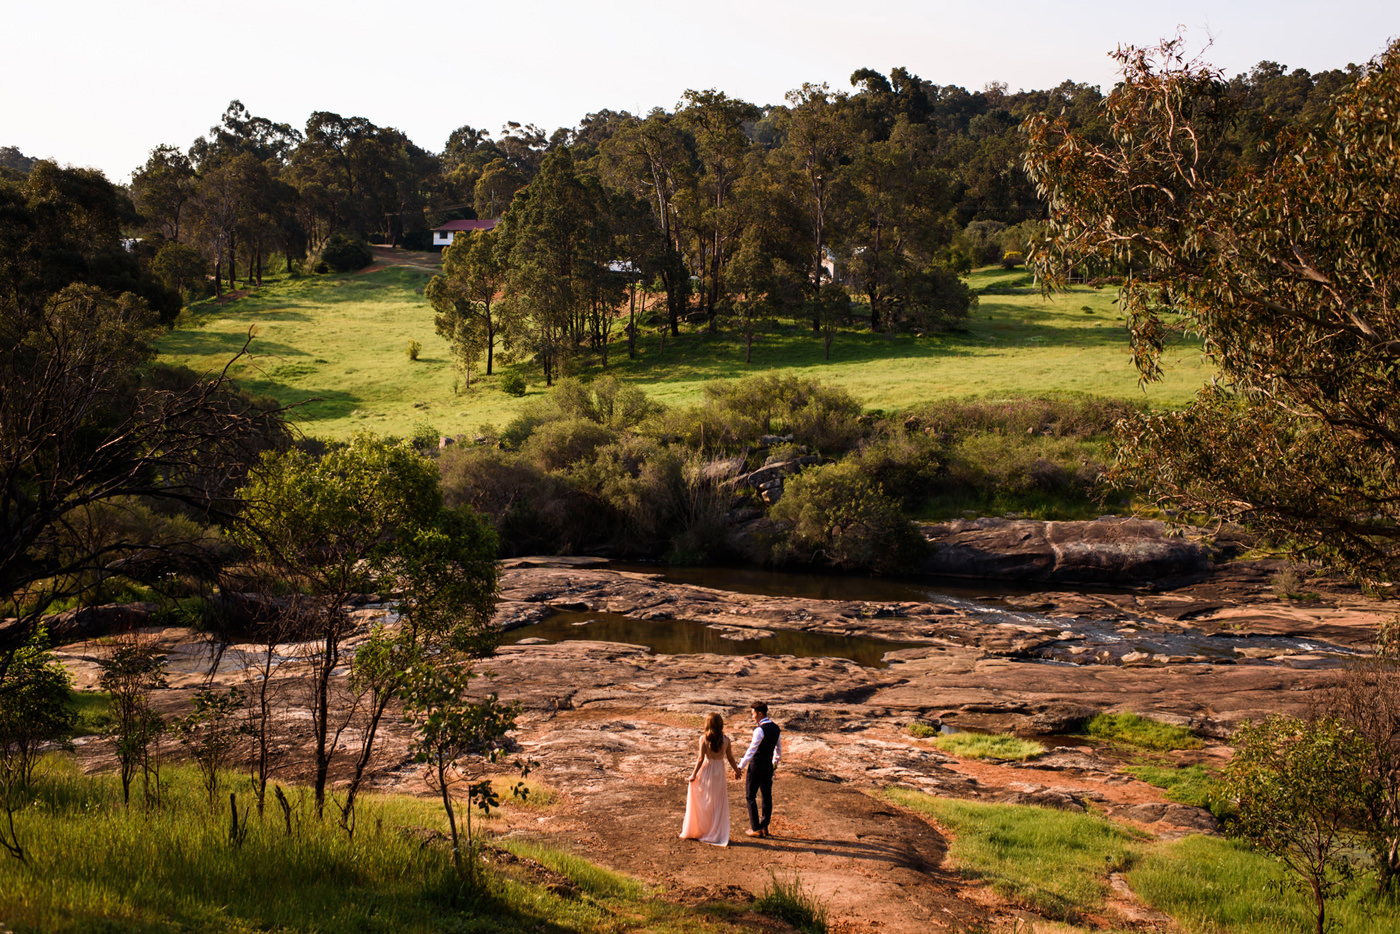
top-left (432, 218), bottom-right (498, 248)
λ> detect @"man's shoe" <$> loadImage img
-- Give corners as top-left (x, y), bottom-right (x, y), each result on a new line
top-left (744, 829), bottom-right (764, 837)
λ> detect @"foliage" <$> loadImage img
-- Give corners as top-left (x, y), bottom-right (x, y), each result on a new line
top-left (319, 233), bottom-right (374, 272)
top-left (884, 788), bottom-right (1141, 922)
top-left (660, 374), bottom-right (865, 456)
top-left (930, 731), bottom-right (1046, 761)
top-left (402, 657), bottom-right (526, 884)
top-left (1222, 715), bottom-right (1373, 934)
top-left (0, 627), bottom-right (74, 861)
top-left (500, 371), bottom-right (527, 396)
top-left (406, 338), bottom-right (421, 360)
top-left (97, 639), bottom-right (169, 807)
top-left (0, 627), bottom-right (74, 793)
top-left (1084, 712), bottom-right (1203, 750)
top-left (754, 872), bottom-right (829, 934)
top-left (906, 721), bottom-right (939, 739)
top-left (1026, 38), bottom-right (1400, 583)
top-left (770, 462), bottom-right (924, 573)
top-left (173, 686), bottom-right (248, 809)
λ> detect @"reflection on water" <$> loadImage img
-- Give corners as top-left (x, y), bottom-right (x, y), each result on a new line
top-left (510, 611), bottom-right (916, 669)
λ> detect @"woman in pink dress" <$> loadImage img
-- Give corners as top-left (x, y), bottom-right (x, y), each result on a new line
top-left (679, 712), bottom-right (741, 846)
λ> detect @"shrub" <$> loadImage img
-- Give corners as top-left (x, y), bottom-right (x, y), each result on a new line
top-left (500, 372), bottom-right (527, 397)
top-left (770, 461), bottom-right (925, 573)
top-left (906, 722), bottom-right (939, 738)
top-left (663, 375), bottom-right (865, 456)
top-left (319, 234), bottom-right (373, 273)
top-left (406, 339), bottom-right (421, 361)
top-left (521, 418), bottom-right (617, 472)
top-left (1001, 250), bottom-right (1025, 269)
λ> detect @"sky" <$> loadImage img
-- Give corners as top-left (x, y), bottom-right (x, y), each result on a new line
top-left (4, 0), bottom-right (1397, 183)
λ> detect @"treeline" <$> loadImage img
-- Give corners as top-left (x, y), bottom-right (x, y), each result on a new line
top-left (3, 59), bottom-right (1354, 336)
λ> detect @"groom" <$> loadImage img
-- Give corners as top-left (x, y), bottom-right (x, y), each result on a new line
top-left (737, 700), bottom-right (782, 838)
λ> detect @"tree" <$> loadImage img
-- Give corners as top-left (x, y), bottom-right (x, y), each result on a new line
top-left (1325, 650), bottom-right (1400, 893)
top-left (131, 145), bottom-right (197, 242)
top-left (402, 656), bottom-right (525, 884)
top-left (1023, 38), bottom-right (1400, 583)
top-left (0, 626), bottom-right (74, 861)
top-left (1223, 715), bottom-right (1372, 934)
top-left (232, 435), bottom-right (498, 821)
top-left (0, 282), bottom-right (286, 665)
top-left (174, 686), bottom-right (247, 809)
top-left (427, 229), bottom-right (506, 381)
top-left (99, 638), bottom-right (169, 807)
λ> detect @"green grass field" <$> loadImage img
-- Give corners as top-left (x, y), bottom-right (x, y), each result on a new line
top-left (157, 263), bottom-right (1215, 441)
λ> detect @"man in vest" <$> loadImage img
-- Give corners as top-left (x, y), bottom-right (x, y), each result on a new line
top-left (737, 700), bottom-right (782, 838)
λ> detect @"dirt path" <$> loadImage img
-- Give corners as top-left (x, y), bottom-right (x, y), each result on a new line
top-left (499, 711), bottom-right (997, 933)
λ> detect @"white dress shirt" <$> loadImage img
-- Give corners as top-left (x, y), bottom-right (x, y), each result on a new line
top-left (737, 717), bottom-right (782, 770)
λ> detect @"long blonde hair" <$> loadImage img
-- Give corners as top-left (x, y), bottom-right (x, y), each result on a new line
top-left (704, 712), bottom-right (724, 753)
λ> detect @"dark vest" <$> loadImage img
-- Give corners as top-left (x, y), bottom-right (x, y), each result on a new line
top-left (754, 720), bottom-right (780, 771)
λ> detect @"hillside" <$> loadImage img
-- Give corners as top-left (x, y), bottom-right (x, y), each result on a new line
top-left (157, 252), bottom-right (1214, 441)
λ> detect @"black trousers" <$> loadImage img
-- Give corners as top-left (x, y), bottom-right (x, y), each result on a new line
top-left (745, 765), bottom-right (773, 831)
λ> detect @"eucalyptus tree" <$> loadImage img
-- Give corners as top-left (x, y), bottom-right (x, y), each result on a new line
top-left (675, 89), bottom-right (760, 329)
top-left (1024, 37), bottom-right (1400, 583)
top-left (426, 228), bottom-right (507, 381)
top-left (777, 84), bottom-right (854, 302)
top-left (232, 434), bottom-right (498, 821)
top-left (597, 110), bottom-right (693, 334)
top-left (130, 144), bottom-right (197, 242)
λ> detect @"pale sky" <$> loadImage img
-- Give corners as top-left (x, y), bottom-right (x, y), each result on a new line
top-left (4, 0), bottom-right (1396, 183)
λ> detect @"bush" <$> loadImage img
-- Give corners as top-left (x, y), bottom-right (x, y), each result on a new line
top-left (662, 375), bottom-right (866, 457)
top-left (521, 418), bottom-right (617, 473)
top-left (500, 372), bottom-right (527, 397)
top-left (770, 461), bottom-right (925, 573)
top-left (319, 234), bottom-right (373, 273)
top-left (1000, 250), bottom-right (1025, 269)
top-left (406, 339), bottom-right (421, 361)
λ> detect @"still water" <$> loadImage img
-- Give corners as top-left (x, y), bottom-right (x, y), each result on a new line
top-left (511, 609), bottom-right (917, 669)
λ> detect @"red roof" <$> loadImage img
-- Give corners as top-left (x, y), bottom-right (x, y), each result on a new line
top-left (434, 218), bottom-right (498, 233)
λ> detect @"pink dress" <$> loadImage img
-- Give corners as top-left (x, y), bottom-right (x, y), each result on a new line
top-left (680, 753), bottom-right (731, 846)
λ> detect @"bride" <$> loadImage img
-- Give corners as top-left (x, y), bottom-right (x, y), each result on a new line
top-left (679, 712), bottom-right (741, 846)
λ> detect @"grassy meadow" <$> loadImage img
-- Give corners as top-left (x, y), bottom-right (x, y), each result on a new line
top-left (157, 260), bottom-right (1215, 441)
top-left (0, 759), bottom-right (754, 934)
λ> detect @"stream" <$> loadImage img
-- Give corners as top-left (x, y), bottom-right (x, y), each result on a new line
top-left (508, 563), bottom-right (1364, 670)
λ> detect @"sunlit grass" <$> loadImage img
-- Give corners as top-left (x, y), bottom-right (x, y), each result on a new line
top-left (883, 788), bottom-right (1142, 921)
top-left (0, 757), bottom-right (752, 934)
top-left (1083, 712), bottom-right (1203, 751)
top-left (156, 266), bottom-right (1215, 441)
top-left (1131, 834), bottom-right (1400, 933)
top-left (929, 731), bottom-right (1046, 761)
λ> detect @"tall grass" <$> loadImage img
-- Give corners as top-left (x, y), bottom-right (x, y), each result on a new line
top-left (1131, 834), bottom-right (1400, 933)
top-left (884, 788), bottom-right (1141, 922)
top-left (929, 732), bottom-right (1046, 761)
top-left (0, 758), bottom-right (747, 934)
top-left (1083, 712), bottom-right (1203, 751)
top-left (754, 872), bottom-right (829, 934)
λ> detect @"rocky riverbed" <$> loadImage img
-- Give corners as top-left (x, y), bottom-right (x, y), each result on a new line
top-left (48, 553), bottom-right (1389, 932)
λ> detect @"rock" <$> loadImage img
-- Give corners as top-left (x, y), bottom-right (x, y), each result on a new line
top-left (920, 517), bottom-right (1211, 585)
